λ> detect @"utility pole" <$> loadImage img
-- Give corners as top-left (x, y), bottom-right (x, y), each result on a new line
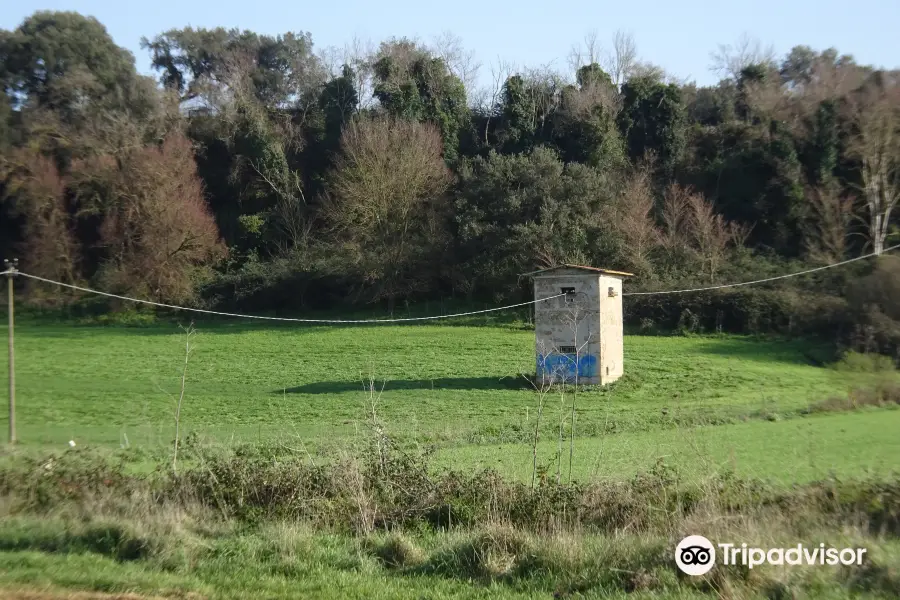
top-left (4, 259), bottom-right (17, 444)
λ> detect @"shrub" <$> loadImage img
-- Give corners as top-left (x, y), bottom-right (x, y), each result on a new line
top-left (832, 351), bottom-right (896, 373)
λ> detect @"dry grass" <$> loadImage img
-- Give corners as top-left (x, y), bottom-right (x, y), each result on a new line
top-left (366, 533), bottom-right (427, 569)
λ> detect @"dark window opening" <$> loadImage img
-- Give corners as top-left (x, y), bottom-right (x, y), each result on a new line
top-left (561, 287), bottom-right (576, 303)
top-left (559, 345), bottom-right (576, 354)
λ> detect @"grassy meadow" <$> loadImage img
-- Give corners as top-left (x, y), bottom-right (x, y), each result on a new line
top-left (1, 318), bottom-right (890, 455)
top-left (1, 314), bottom-right (899, 599)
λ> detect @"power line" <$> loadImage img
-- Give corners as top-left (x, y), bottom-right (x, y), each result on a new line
top-left (2, 243), bottom-right (897, 323)
top-left (622, 243), bottom-right (899, 296)
top-left (5, 270), bottom-right (564, 323)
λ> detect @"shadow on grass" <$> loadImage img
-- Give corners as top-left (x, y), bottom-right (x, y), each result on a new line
top-left (279, 376), bottom-right (531, 394)
top-left (0, 521), bottom-right (153, 561)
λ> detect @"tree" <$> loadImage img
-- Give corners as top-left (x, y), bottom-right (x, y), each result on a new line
top-left (494, 69), bottom-right (565, 155)
top-left (662, 184), bottom-right (749, 280)
top-left (551, 64), bottom-right (625, 170)
top-left (142, 27), bottom-right (324, 108)
top-left (303, 64), bottom-right (360, 192)
top-left (497, 75), bottom-right (535, 153)
top-left (70, 133), bottom-right (224, 303)
top-left (568, 29), bottom-right (638, 88)
top-left (606, 30), bottom-right (638, 87)
top-left (683, 81), bottom-right (737, 126)
top-left (371, 39), bottom-right (468, 162)
top-left (780, 45), bottom-right (866, 102)
top-left (174, 51), bottom-right (314, 254)
top-left (618, 76), bottom-right (685, 172)
top-left (0, 148), bottom-right (79, 288)
top-left (682, 122), bottom-right (804, 253)
top-left (324, 117), bottom-right (452, 306)
top-left (0, 11), bottom-right (140, 115)
top-left (454, 147), bottom-right (620, 297)
top-left (802, 182), bottom-right (853, 263)
top-left (842, 73), bottom-right (900, 255)
top-left (226, 72), bottom-right (308, 253)
top-left (802, 99), bottom-right (839, 185)
top-left (710, 33), bottom-right (776, 81)
top-left (615, 162), bottom-right (659, 276)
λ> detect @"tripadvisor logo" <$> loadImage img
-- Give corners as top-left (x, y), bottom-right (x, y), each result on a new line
top-left (675, 535), bottom-right (868, 576)
top-left (676, 535), bottom-right (715, 576)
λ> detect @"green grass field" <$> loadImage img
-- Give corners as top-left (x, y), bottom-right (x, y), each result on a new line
top-left (440, 409), bottom-right (900, 484)
top-left (0, 318), bottom-right (896, 479)
top-left (2, 316), bottom-right (899, 599)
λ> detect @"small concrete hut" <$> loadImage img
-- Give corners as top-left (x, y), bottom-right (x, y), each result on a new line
top-left (525, 265), bottom-right (633, 385)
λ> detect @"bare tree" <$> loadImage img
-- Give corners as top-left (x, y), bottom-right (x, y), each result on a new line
top-left (661, 182), bottom-right (693, 253)
top-left (522, 64), bottom-right (565, 134)
top-left (605, 30), bottom-right (638, 87)
top-left (710, 33), bottom-right (776, 80)
top-left (345, 36), bottom-right (377, 108)
top-left (688, 188), bottom-right (750, 280)
top-left (317, 36), bottom-right (376, 109)
top-left (802, 183), bottom-right (854, 263)
top-left (431, 31), bottom-right (481, 99)
top-left (317, 44), bottom-right (343, 77)
top-left (742, 72), bottom-right (789, 121)
top-left (616, 163), bottom-right (660, 275)
top-left (567, 30), bottom-right (604, 76)
top-left (842, 78), bottom-right (900, 255)
top-left (663, 184), bottom-right (749, 280)
top-left (568, 30), bottom-right (637, 87)
top-left (471, 57), bottom-right (516, 141)
top-left (559, 300), bottom-right (595, 485)
top-left (324, 117), bottom-right (452, 308)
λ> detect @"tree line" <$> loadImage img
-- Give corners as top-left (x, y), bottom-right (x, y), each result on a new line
top-left (0, 11), bottom-right (898, 349)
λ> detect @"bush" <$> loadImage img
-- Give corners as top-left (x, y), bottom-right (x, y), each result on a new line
top-left (4, 439), bottom-right (899, 540)
top-left (625, 288), bottom-right (853, 337)
top-left (832, 351), bottom-right (897, 373)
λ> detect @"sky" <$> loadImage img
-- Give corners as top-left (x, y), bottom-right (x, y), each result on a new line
top-left (3, 0), bottom-right (900, 90)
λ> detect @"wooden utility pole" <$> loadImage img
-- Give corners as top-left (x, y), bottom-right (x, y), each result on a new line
top-left (4, 259), bottom-right (17, 444)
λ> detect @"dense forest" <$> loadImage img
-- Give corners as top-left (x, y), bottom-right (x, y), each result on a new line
top-left (0, 11), bottom-right (898, 353)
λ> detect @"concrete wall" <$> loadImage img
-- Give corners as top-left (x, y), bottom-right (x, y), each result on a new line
top-left (533, 269), bottom-right (625, 385)
top-left (597, 275), bottom-right (624, 383)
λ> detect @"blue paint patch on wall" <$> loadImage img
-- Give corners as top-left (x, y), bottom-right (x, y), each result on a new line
top-left (536, 354), bottom-right (597, 380)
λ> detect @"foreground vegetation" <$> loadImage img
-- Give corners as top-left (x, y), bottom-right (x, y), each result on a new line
top-left (0, 430), bottom-right (898, 599)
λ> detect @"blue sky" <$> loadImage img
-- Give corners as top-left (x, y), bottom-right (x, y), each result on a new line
top-left (4, 0), bottom-right (899, 88)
